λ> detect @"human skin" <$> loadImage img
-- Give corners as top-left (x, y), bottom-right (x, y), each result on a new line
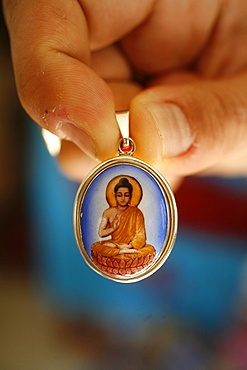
top-left (3, 0), bottom-right (247, 187)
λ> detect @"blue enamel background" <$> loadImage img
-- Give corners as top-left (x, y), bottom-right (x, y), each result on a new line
top-left (80, 163), bottom-right (168, 258)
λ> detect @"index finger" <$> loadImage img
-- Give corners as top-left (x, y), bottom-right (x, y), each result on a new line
top-left (3, 0), bottom-right (119, 161)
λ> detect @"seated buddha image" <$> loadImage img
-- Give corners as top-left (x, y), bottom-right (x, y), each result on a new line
top-left (91, 176), bottom-right (156, 276)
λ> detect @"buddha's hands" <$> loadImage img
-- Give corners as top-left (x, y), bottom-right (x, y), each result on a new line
top-left (112, 214), bottom-right (120, 232)
top-left (3, 0), bottom-right (247, 187)
top-left (117, 244), bottom-right (140, 254)
top-left (117, 243), bottom-right (132, 250)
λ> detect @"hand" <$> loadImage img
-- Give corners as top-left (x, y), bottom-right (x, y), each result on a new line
top-left (117, 244), bottom-right (140, 254)
top-left (112, 214), bottom-right (120, 231)
top-left (117, 243), bottom-right (132, 250)
top-left (3, 0), bottom-right (247, 187)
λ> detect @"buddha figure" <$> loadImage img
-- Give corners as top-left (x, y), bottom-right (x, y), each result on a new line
top-left (91, 176), bottom-right (156, 276)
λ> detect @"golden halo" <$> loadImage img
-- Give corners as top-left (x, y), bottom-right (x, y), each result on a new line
top-left (106, 175), bottom-right (143, 207)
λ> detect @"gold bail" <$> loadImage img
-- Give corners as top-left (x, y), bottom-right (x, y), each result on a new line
top-left (116, 111), bottom-right (136, 156)
top-left (116, 110), bottom-right (130, 147)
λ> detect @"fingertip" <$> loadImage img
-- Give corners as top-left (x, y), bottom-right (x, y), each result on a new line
top-left (21, 57), bottom-right (119, 161)
top-left (130, 89), bottom-right (196, 166)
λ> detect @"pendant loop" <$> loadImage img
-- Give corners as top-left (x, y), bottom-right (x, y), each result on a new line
top-left (118, 137), bottom-right (136, 156)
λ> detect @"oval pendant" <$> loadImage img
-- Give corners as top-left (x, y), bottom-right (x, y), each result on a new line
top-left (74, 150), bottom-right (177, 283)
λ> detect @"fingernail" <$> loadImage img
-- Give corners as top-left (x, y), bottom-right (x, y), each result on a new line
top-left (145, 103), bottom-right (195, 157)
top-left (55, 121), bottom-right (97, 158)
top-left (42, 106), bottom-right (97, 158)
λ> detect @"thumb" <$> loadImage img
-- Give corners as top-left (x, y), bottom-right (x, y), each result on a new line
top-left (130, 73), bottom-right (247, 177)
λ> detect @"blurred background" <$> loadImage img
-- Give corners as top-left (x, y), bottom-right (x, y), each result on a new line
top-left (1, 7), bottom-right (247, 370)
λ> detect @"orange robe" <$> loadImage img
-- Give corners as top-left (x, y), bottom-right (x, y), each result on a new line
top-left (91, 206), bottom-right (155, 258)
top-left (110, 206), bottom-right (146, 249)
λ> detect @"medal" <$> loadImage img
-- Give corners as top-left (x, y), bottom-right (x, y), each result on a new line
top-left (74, 112), bottom-right (177, 283)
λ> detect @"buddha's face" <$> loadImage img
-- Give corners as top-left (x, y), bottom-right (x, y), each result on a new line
top-left (115, 187), bottom-right (131, 207)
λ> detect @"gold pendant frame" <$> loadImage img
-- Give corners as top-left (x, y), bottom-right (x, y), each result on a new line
top-left (74, 154), bottom-right (177, 283)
